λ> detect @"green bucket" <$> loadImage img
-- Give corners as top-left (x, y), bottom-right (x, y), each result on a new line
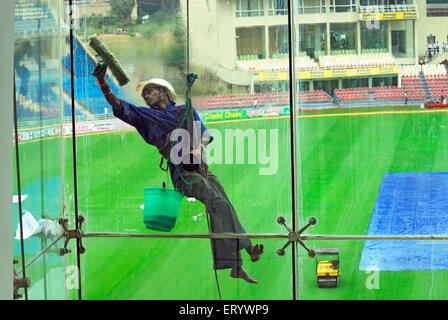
top-left (143, 187), bottom-right (184, 232)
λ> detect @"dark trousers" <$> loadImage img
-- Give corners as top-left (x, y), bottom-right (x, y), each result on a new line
top-left (175, 170), bottom-right (253, 270)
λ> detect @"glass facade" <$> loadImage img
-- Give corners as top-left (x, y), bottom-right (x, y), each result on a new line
top-left (361, 21), bottom-right (388, 52)
top-left (299, 23), bottom-right (327, 59)
top-left (237, 27), bottom-right (265, 58)
top-left (298, 0), bottom-right (326, 14)
top-left (360, 0), bottom-right (415, 5)
top-left (13, 0), bottom-right (68, 300)
top-left (330, 23), bottom-right (357, 53)
top-left (329, 0), bottom-right (356, 12)
top-left (269, 25), bottom-right (289, 57)
top-left (391, 20), bottom-right (415, 58)
top-left (236, 0), bottom-right (265, 17)
top-left (11, 0), bottom-right (448, 301)
top-left (268, 0), bottom-right (288, 15)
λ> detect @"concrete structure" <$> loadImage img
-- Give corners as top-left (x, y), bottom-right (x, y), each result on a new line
top-left (416, 1), bottom-right (448, 57)
top-left (184, 0), bottom-right (448, 71)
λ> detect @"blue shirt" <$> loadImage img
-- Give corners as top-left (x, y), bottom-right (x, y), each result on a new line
top-left (115, 99), bottom-right (212, 184)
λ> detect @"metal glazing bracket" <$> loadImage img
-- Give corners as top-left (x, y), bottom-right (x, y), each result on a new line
top-left (59, 215), bottom-right (86, 256)
top-left (13, 259), bottom-right (30, 300)
top-left (276, 216), bottom-right (317, 258)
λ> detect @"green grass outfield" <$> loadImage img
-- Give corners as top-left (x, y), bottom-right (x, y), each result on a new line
top-left (14, 104), bottom-right (448, 299)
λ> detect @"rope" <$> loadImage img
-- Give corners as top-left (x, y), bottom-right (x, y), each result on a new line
top-left (13, 71), bottom-right (28, 300)
top-left (204, 209), bottom-right (222, 300)
top-left (179, 0), bottom-right (221, 299)
top-left (171, 96), bottom-right (197, 186)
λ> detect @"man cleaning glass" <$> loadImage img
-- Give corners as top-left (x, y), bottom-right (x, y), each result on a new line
top-left (93, 64), bottom-right (264, 283)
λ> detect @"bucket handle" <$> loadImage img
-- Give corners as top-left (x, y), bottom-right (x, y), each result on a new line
top-left (159, 156), bottom-right (168, 172)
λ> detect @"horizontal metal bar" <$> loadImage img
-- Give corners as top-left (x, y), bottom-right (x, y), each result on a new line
top-left (83, 232), bottom-right (288, 239)
top-left (302, 235), bottom-right (448, 241)
top-left (15, 233), bottom-right (448, 273)
top-left (82, 232), bottom-right (448, 241)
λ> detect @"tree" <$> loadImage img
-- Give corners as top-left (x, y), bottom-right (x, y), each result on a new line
top-left (109, 0), bottom-right (136, 26)
top-left (161, 18), bottom-right (185, 73)
top-left (137, 0), bottom-right (180, 16)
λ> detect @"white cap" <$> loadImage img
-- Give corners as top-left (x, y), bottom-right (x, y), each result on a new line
top-left (136, 78), bottom-right (176, 102)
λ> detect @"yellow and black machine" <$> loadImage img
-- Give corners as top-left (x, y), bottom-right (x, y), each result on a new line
top-left (315, 247), bottom-right (340, 288)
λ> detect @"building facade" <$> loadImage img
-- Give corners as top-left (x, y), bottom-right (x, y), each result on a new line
top-left (185, 0), bottom-right (448, 70)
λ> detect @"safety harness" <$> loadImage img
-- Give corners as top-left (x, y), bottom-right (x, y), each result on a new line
top-left (157, 73), bottom-right (207, 185)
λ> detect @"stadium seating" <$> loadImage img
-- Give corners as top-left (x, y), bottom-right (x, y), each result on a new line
top-left (237, 52), bottom-right (396, 73)
top-left (319, 53), bottom-right (395, 69)
top-left (196, 90), bottom-right (331, 110)
top-left (334, 88), bottom-right (371, 103)
top-left (400, 64), bottom-right (448, 101)
top-left (197, 74), bottom-right (446, 110)
top-left (426, 74), bottom-right (448, 100)
top-left (373, 86), bottom-right (405, 101)
top-left (400, 76), bottom-right (426, 100)
top-left (420, 64), bottom-right (448, 100)
top-left (237, 56), bottom-right (319, 72)
top-left (298, 90), bottom-right (332, 104)
top-left (334, 84), bottom-right (429, 104)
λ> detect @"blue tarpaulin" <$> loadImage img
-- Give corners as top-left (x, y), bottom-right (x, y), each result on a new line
top-left (359, 172), bottom-right (448, 271)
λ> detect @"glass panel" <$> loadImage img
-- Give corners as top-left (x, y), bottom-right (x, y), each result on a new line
top-left (298, 0), bottom-right (326, 14)
top-left (80, 238), bottom-right (219, 299)
top-left (65, 0), bottom-right (294, 300)
top-left (79, 237), bottom-right (292, 299)
top-left (330, 0), bottom-right (356, 13)
top-left (295, 100), bottom-right (448, 236)
top-left (330, 23), bottom-right (357, 53)
top-left (298, 240), bottom-right (448, 299)
top-left (268, 0), bottom-right (288, 16)
top-left (13, 0), bottom-right (67, 300)
top-left (269, 25), bottom-right (288, 58)
top-left (361, 21), bottom-right (388, 53)
top-left (174, 0), bottom-right (293, 299)
top-left (299, 23), bottom-right (327, 59)
top-left (294, 0), bottom-right (448, 300)
top-left (237, 27), bottom-right (265, 59)
top-left (217, 239), bottom-right (293, 299)
top-left (391, 20), bottom-right (415, 59)
top-left (236, 0), bottom-right (265, 18)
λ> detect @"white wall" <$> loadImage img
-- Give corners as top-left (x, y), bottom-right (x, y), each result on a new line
top-left (416, 1), bottom-right (448, 57)
top-left (0, 0), bottom-right (14, 301)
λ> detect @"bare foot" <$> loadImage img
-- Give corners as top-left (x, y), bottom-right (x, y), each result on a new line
top-left (246, 244), bottom-right (264, 262)
top-left (230, 267), bottom-right (258, 284)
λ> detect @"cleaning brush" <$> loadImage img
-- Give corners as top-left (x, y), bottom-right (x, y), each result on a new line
top-left (89, 35), bottom-right (130, 86)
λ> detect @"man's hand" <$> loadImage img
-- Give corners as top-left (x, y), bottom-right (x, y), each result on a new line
top-left (93, 63), bottom-right (107, 84)
top-left (93, 62), bottom-right (123, 113)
